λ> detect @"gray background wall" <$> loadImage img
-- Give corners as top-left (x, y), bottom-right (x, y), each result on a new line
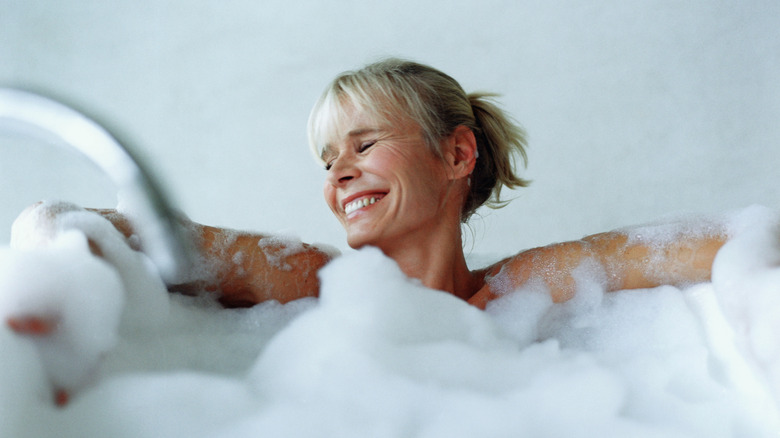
top-left (1, 0), bottom-right (778, 258)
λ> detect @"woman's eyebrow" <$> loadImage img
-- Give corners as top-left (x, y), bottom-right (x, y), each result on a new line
top-left (346, 128), bottom-right (381, 138)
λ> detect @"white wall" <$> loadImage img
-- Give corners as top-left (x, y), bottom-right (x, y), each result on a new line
top-left (1, 0), bottom-right (778, 258)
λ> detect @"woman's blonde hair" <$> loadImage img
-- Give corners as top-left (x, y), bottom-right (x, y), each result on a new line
top-left (308, 58), bottom-right (530, 221)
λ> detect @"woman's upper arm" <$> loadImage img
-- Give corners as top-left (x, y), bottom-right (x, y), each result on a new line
top-left (477, 229), bottom-right (727, 306)
top-left (583, 230), bottom-right (727, 291)
top-left (188, 225), bottom-right (333, 306)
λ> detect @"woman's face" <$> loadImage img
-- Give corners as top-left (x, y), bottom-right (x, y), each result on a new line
top-left (321, 107), bottom-right (455, 251)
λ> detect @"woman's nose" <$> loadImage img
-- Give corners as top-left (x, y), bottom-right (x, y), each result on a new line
top-left (326, 154), bottom-right (360, 186)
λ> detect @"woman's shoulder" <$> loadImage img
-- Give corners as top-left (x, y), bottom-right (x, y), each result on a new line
top-left (468, 238), bottom-right (599, 308)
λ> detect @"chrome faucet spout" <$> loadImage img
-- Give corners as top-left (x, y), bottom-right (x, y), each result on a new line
top-left (0, 88), bottom-right (191, 283)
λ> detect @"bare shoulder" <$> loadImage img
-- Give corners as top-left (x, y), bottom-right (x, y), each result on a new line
top-left (469, 239), bottom-right (597, 308)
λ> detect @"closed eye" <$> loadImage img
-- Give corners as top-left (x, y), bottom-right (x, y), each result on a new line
top-left (359, 140), bottom-right (376, 153)
top-left (322, 151), bottom-right (337, 171)
top-left (323, 154), bottom-right (337, 171)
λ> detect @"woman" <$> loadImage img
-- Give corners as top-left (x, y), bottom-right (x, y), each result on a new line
top-left (305, 58), bottom-right (725, 308)
top-left (13, 58), bottom-right (727, 312)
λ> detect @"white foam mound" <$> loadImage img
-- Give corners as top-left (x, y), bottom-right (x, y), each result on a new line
top-left (0, 231), bottom-right (125, 389)
top-left (1, 206), bottom-right (780, 437)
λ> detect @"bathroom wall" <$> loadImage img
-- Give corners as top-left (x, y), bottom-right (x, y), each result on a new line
top-left (1, 0), bottom-right (778, 257)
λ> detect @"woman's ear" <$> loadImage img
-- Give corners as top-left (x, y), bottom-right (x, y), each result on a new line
top-left (444, 125), bottom-right (478, 180)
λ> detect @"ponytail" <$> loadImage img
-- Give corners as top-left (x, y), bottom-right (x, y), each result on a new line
top-left (462, 93), bottom-right (530, 220)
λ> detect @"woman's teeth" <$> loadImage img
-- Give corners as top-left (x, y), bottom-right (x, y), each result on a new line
top-left (345, 197), bottom-right (378, 215)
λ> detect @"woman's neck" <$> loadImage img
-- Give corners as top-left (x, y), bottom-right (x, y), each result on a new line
top-left (379, 226), bottom-right (481, 301)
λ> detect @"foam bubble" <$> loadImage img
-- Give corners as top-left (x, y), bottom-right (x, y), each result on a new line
top-left (0, 231), bottom-right (125, 390)
top-left (2, 206), bottom-right (780, 436)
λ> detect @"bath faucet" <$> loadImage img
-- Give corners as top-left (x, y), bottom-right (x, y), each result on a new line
top-left (0, 88), bottom-right (191, 283)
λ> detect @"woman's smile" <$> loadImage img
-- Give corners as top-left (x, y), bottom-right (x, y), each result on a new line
top-left (344, 193), bottom-right (385, 216)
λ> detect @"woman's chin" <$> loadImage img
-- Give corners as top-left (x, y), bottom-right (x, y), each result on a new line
top-left (346, 236), bottom-right (372, 250)
top-left (345, 230), bottom-right (383, 251)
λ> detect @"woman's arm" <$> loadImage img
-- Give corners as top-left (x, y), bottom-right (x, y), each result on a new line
top-left (91, 209), bottom-right (334, 307)
top-left (469, 229), bottom-right (727, 308)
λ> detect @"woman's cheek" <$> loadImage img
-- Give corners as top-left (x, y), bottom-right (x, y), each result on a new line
top-left (323, 185), bottom-right (339, 217)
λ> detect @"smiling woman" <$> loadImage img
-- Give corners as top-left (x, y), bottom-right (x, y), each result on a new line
top-left (309, 59), bottom-right (533, 300)
top-left (11, 58), bottom-right (728, 312)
